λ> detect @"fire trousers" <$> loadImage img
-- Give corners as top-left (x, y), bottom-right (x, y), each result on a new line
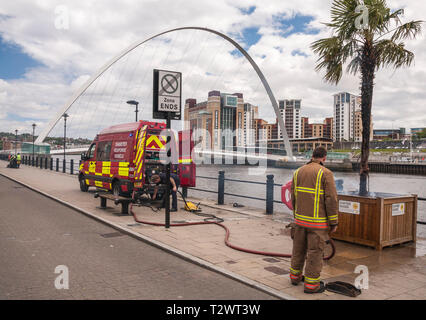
top-left (290, 225), bottom-right (328, 285)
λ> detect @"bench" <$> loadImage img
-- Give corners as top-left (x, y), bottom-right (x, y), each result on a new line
top-left (94, 192), bottom-right (133, 215)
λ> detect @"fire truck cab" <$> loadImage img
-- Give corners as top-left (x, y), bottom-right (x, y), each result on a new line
top-left (78, 121), bottom-right (196, 197)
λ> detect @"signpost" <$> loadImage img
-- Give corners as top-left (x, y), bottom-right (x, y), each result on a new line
top-left (153, 69), bottom-right (182, 228)
top-left (153, 69), bottom-right (182, 120)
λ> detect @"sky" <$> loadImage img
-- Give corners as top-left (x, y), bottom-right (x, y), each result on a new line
top-left (0, 0), bottom-right (425, 140)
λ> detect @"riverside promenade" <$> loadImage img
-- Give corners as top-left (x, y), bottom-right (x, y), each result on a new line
top-left (1, 160), bottom-right (426, 300)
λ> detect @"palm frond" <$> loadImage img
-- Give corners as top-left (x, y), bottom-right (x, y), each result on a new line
top-left (390, 20), bottom-right (424, 41)
top-left (311, 36), bottom-right (345, 84)
top-left (375, 39), bottom-right (415, 69)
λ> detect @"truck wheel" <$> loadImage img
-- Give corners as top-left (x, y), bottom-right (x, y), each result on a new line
top-left (79, 176), bottom-right (89, 192)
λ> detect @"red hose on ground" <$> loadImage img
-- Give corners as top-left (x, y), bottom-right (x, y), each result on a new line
top-left (129, 194), bottom-right (335, 260)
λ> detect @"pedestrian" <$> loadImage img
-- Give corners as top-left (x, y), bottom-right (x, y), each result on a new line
top-left (289, 146), bottom-right (338, 293)
top-left (16, 153), bottom-right (21, 168)
top-left (151, 173), bottom-right (181, 212)
top-left (9, 154), bottom-right (17, 168)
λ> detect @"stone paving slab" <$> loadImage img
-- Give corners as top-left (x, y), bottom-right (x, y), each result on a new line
top-left (1, 161), bottom-right (426, 300)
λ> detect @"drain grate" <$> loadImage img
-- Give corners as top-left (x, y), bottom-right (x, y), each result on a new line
top-left (127, 223), bottom-right (142, 227)
top-left (263, 258), bottom-right (280, 263)
top-left (264, 266), bottom-right (289, 275)
top-left (100, 232), bottom-right (124, 238)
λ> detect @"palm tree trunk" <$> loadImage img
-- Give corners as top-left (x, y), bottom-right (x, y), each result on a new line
top-left (359, 43), bottom-right (375, 195)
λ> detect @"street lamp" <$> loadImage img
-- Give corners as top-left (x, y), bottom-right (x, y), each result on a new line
top-left (127, 100), bottom-right (139, 122)
top-left (15, 129), bottom-right (18, 155)
top-left (63, 113), bottom-right (69, 161)
top-left (32, 123), bottom-right (36, 159)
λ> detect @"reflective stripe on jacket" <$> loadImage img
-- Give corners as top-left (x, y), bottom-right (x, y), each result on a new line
top-left (291, 159), bottom-right (338, 229)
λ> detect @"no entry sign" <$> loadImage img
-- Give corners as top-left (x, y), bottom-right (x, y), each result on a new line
top-left (153, 69), bottom-right (182, 120)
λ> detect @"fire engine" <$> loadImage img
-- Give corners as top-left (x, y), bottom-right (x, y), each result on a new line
top-left (79, 121), bottom-right (196, 197)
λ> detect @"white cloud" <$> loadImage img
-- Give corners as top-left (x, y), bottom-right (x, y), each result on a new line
top-left (0, 0), bottom-right (425, 139)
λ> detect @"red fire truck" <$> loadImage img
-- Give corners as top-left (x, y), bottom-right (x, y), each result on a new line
top-left (78, 121), bottom-right (196, 196)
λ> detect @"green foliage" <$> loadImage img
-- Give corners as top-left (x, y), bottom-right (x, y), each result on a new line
top-left (415, 128), bottom-right (426, 139)
top-left (311, 0), bottom-right (423, 84)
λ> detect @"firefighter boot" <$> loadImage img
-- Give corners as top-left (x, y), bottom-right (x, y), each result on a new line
top-left (289, 268), bottom-right (304, 286)
top-left (304, 281), bottom-right (325, 294)
top-left (290, 274), bottom-right (304, 286)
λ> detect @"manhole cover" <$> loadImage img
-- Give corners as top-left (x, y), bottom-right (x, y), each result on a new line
top-left (264, 266), bottom-right (289, 275)
top-left (263, 258), bottom-right (280, 263)
top-left (100, 232), bottom-right (124, 238)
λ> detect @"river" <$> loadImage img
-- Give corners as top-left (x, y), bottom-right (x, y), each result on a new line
top-left (61, 155), bottom-right (426, 236)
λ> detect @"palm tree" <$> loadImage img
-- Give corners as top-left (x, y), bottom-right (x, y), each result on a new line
top-left (311, 0), bottom-right (422, 195)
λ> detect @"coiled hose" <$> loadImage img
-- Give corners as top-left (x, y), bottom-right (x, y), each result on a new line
top-left (129, 191), bottom-right (335, 260)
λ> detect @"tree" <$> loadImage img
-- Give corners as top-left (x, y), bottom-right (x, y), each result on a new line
top-left (414, 128), bottom-right (426, 139)
top-left (311, 0), bottom-right (422, 194)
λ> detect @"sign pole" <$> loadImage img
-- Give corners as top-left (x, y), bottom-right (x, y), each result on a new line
top-left (152, 68), bottom-right (181, 229)
top-left (165, 112), bottom-right (171, 229)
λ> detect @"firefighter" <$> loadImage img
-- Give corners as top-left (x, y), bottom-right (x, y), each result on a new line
top-left (289, 146), bottom-right (338, 294)
top-left (151, 173), bottom-right (180, 212)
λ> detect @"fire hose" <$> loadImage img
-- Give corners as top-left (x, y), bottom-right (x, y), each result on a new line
top-left (129, 191), bottom-right (336, 260)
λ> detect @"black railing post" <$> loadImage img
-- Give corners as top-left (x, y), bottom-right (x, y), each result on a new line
top-left (182, 186), bottom-right (188, 199)
top-left (218, 171), bottom-right (225, 205)
top-left (50, 158), bottom-right (53, 170)
top-left (32, 156), bottom-right (34, 167)
top-left (63, 159), bottom-right (66, 173)
top-left (40, 157), bottom-right (43, 169)
top-left (36, 157), bottom-right (39, 167)
top-left (70, 159), bottom-right (74, 175)
top-left (56, 158), bottom-right (59, 172)
top-left (45, 157), bottom-right (48, 169)
top-left (266, 174), bottom-right (274, 215)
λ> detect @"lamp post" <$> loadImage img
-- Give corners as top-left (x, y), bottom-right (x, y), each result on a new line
top-left (126, 100), bottom-right (139, 122)
top-left (63, 113), bottom-right (69, 161)
top-left (15, 129), bottom-right (18, 155)
top-left (32, 123), bottom-right (36, 159)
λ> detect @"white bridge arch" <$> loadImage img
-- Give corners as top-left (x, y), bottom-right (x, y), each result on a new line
top-left (36, 26), bottom-right (293, 158)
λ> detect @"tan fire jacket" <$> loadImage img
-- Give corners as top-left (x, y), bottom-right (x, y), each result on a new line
top-left (291, 159), bottom-right (338, 229)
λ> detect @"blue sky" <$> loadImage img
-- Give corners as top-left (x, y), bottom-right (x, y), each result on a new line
top-left (0, 13), bottom-right (317, 79)
top-left (0, 35), bottom-right (42, 80)
top-left (0, 0), bottom-right (424, 135)
top-left (230, 13), bottom-right (317, 57)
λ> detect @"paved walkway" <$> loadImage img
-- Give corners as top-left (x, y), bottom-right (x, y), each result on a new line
top-left (1, 161), bottom-right (426, 300)
top-left (0, 175), bottom-right (275, 300)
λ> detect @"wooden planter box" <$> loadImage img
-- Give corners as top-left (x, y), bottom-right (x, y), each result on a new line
top-left (331, 192), bottom-right (417, 250)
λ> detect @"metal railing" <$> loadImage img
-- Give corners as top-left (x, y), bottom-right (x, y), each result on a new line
top-left (20, 155), bottom-right (81, 175)
top-left (18, 155), bottom-right (283, 214)
top-left (14, 155), bottom-right (426, 221)
top-left (187, 170), bottom-right (282, 215)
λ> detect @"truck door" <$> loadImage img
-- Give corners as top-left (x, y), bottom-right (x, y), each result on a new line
top-left (178, 130), bottom-right (196, 187)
